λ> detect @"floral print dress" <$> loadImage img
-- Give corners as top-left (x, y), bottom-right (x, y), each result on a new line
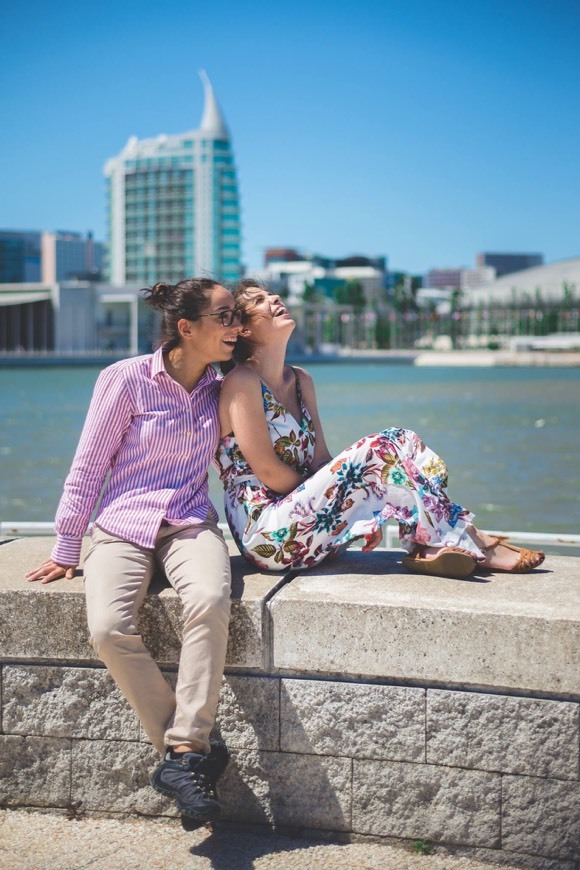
top-left (215, 371), bottom-right (482, 571)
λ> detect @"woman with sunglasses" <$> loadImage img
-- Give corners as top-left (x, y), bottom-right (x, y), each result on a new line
top-left (216, 280), bottom-right (545, 579)
top-left (27, 278), bottom-right (242, 826)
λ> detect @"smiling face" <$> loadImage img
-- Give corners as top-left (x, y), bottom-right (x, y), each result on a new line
top-left (185, 284), bottom-right (241, 364)
top-left (236, 286), bottom-right (296, 345)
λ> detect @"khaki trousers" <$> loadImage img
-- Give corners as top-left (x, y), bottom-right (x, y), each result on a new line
top-left (84, 520), bottom-right (231, 755)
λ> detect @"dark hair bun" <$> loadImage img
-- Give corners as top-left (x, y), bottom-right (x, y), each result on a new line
top-left (143, 282), bottom-right (174, 310)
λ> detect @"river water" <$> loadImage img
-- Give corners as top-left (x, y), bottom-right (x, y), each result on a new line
top-left (1, 363), bottom-right (579, 544)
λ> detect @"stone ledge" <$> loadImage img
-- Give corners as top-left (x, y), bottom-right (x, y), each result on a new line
top-left (270, 549), bottom-right (580, 697)
top-left (2, 539), bottom-right (579, 696)
top-left (0, 536), bottom-right (285, 671)
top-left (1, 536), bottom-right (579, 862)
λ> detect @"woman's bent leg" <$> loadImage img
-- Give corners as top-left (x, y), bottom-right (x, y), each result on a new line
top-left (84, 527), bottom-right (176, 754)
top-left (156, 520), bottom-right (231, 754)
top-left (236, 427), bottom-right (484, 570)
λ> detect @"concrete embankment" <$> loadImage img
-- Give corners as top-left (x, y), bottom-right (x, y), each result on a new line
top-left (1, 537), bottom-right (578, 867)
top-left (2, 349), bottom-right (580, 367)
top-left (325, 349), bottom-right (580, 366)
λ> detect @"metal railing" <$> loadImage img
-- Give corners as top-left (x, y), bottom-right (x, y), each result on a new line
top-left (1, 521), bottom-right (578, 550)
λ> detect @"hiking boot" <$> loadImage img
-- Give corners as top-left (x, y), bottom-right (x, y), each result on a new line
top-left (151, 746), bottom-right (224, 821)
top-left (179, 740), bottom-right (230, 831)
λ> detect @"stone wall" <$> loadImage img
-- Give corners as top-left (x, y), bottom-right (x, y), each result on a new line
top-left (1, 537), bottom-right (579, 867)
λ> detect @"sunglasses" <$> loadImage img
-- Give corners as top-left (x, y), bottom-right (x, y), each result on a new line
top-left (197, 308), bottom-right (243, 327)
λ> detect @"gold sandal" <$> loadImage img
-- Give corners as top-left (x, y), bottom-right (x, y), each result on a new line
top-left (402, 547), bottom-right (477, 579)
top-left (482, 537), bottom-right (545, 573)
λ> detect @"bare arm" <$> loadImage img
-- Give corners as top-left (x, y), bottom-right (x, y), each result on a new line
top-left (220, 368), bottom-right (306, 495)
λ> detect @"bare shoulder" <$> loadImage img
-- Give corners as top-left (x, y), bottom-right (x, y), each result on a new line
top-left (292, 366), bottom-right (316, 395)
top-left (291, 365), bottom-right (314, 385)
top-left (221, 365), bottom-right (261, 398)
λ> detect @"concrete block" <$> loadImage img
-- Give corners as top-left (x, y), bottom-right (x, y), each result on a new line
top-left (352, 759), bottom-right (501, 847)
top-left (0, 538), bottom-right (282, 671)
top-left (0, 539), bottom-right (94, 661)
top-left (280, 678), bottom-right (425, 761)
top-left (502, 775), bottom-right (580, 860)
top-left (213, 675), bottom-right (280, 751)
top-left (71, 739), bottom-right (174, 816)
top-left (0, 735), bottom-right (71, 808)
top-left (139, 552), bottom-right (276, 671)
top-left (270, 549), bottom-right (580, 696)
top-left (220, 749), bottom-right (352, 830)
top-left (427, 690), bottom-right (579, 779)
top-left (228, 554), bottom-right (280, 669)
top-left (2, 665), bottom-right (140, 740)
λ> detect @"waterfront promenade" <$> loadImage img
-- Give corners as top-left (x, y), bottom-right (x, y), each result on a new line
top-left (330, 348), bottom-right (580, 367)
top-left (0, 809), bottom-right (527, 869)
top-left (1, 348), bottom-right (580, 367)
top-left (1, 536), bottom-right (578, 867)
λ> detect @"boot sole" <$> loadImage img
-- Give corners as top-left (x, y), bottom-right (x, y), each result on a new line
top-left (150, 775), bottom-right (221, 821)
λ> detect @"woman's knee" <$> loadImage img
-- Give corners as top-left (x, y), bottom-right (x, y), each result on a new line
top-left (181, 583), bottom-right (231, 624)
top-left (88, 615), bottom-right (133, 657)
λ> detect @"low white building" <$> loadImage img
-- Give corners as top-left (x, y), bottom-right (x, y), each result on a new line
top-left (257, 252), bottom-right (387, 308)
top-left (461, 257), bottom-right (580, 306)
top-left (460, 266), bottom-right (496, 291)
top-left (0, 282), bottom-right (151, 355)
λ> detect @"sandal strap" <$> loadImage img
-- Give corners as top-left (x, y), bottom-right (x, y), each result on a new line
top-left (483, 538), bottom-right (545, 573)
top-left (482, 536), bottom-right (503, 553)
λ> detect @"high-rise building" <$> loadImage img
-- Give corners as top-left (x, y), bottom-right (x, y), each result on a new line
top-left (41, 231), bottom-right (104, 282)
top-left (476, 252), bottom-right (543, 277)
top-left (0, 230), bottom-right (104, 284)
top-left (104, 71), bottom-right (241, 287)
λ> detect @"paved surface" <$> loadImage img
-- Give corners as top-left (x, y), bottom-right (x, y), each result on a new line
top-left (0, 809), bottom-right (527, 869)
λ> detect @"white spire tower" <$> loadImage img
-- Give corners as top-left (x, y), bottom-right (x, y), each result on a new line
top-left (104, 75), bottom-right (241, 286)
top-left (199, 69), bottom-right (229, 140)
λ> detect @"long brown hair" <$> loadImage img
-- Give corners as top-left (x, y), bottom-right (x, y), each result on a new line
top-left (228, 277), bottom-right (266, 363)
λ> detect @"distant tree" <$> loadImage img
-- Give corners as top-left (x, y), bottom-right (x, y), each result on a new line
top-left (563, 281), bottom-right (576, 306)
top-left (333, 280), bottom-right (366, 312)
top-left (450, 289), bottom-right (463, 311)
top-left (302, 282), bottom-right (324, 304)
top-left (392, 274), bottom-right (419, 313)
top-left (375, 313), bottom-right (391, 348)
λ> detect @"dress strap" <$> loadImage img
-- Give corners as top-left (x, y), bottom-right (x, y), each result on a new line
top-left (260, 369), bottom-right (303, 416)
top-left (290, 366), bottom-right (303, 406)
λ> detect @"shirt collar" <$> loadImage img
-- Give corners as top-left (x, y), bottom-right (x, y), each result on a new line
top-left (151, 346), bottom-right (223, 388)
top-left (151, 346), bottom-right (166, 380)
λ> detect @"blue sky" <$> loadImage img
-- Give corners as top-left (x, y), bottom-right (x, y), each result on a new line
top-left (1, 0), bottom-right (579, 274)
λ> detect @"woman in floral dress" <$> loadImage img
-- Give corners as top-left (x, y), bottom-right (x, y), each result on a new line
top-left (215, 281), bottom-right (545, 579)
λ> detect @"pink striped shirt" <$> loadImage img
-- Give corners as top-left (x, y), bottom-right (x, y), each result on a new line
top-left (51, 347), bottom-right (221, 566)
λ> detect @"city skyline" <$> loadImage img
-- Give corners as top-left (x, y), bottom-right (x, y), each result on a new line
top-left (1, 0), bottom-right (579, 275)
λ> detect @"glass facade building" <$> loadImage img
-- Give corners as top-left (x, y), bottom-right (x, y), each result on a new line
top-left (104, 72), bottom-right (241, 286)
top-left (0, 232), bottom-right (42, 283)
top-left (476, 252), bottom-right (544, 278)
top-left (0, 230), bottom-right (103, 283)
